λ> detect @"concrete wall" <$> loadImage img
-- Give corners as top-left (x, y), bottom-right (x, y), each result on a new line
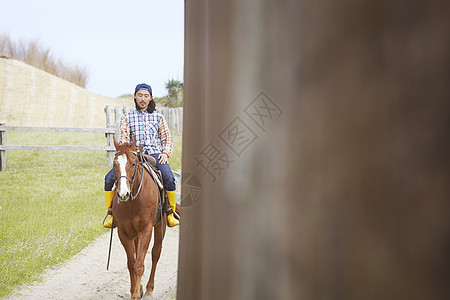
top-left (0, 57), bottom-right (128, 128)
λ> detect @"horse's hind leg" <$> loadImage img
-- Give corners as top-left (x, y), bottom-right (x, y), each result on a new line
top-left (145, 221), bottom-right (167, 297)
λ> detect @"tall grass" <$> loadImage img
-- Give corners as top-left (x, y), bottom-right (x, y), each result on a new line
top-left (0, 131), bottom-right (182, 298)
top-left (0, 34), bottom-right (89, 88)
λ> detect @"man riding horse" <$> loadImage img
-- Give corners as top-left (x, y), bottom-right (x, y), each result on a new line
top-left (103, 83), bottom-right (179, 228)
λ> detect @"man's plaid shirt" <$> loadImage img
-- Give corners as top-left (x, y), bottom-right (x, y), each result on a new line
top-left (119, 109), bottom-right (173, 157)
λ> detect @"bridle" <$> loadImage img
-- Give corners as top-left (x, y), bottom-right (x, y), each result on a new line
top-left (114, 152), bottom-right (144, 202)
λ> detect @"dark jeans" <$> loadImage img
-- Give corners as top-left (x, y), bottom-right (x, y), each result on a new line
top-left (105, 153), bottom-right (176, 191)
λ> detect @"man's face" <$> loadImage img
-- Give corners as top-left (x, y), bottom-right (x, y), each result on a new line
top-left (135, 90), bottom-right (152, 111)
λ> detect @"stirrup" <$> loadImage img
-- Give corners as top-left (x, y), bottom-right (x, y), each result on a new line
top-left (165, 206), bottom-right (173, 214)
top-left (102, 211), bottom-right (114, 228)
top-left (165, 206), bottom-right (181, 220)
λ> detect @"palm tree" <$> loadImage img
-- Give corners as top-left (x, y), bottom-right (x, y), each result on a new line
top-left (165, 79), bottom-right (183, 107)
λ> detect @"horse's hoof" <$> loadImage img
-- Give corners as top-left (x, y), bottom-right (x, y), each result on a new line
top-left (142, 296), bottom-right (153, 300)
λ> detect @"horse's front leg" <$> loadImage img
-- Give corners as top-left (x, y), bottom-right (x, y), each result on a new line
top-left (117, 228), bottom-right (140, 300)
top-left (134, 225), bottom-right (153, 299)
top-left (145, 220), bottom-right (167, 298)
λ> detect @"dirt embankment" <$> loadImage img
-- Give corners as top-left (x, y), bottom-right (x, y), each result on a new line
top-left (0, 57), bottom-right (129, 128)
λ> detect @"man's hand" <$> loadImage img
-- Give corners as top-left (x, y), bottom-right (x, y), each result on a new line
top-left (158, 153), bottom-right (169, 164)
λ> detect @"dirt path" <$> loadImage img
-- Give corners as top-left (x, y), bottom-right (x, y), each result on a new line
top-left (9, 227), bottom-right (179, 300)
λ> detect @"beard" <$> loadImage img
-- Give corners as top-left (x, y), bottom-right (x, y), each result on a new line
top-left (134, 99), bottom-right (156, 113)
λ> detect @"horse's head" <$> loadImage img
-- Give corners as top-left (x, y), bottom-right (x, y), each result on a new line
top-left (113, 136), bottom-right (140, 202)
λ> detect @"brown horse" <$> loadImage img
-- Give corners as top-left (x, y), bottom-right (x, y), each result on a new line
top-left (112, 137), bottom-right (166, 300)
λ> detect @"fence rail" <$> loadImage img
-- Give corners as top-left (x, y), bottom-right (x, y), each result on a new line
top-left (0, 145), bottom-right (113, 151)
top-left (0, 126), bottom-right (114, 133)
top-left (0, 123), bottom-right (115, 171)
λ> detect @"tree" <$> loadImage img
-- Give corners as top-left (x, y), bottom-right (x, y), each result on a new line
top-left (165, 79), bottom-right (183, 107)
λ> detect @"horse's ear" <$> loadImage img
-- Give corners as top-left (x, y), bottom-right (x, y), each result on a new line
top-left (131, 136), bottom-right (137, 149)
top-left (113, 136), bottom-right (120, 150)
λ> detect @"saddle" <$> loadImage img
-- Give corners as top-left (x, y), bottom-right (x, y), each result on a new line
top-left (141, 153), bottom-right (157, 168)
top-left (138, 154), bottom-right (176, 222)
top-left (140, 154), bottom-right (161, 182)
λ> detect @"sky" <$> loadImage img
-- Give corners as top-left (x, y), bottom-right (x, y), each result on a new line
top-left (0, 0), bottom-right (184, 98)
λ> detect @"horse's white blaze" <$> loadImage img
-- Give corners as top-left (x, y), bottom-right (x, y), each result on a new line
top-left (117, 154), bottom-right (130, 198)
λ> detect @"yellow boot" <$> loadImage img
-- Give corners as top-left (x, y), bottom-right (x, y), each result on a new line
top-left (166, 190), bottom-right (180, 227)
top-left (103, 191), bottom-right (115, 228)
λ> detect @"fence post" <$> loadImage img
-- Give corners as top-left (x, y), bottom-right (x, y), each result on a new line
top-left (114, 106), bottom-right (124, 138)
top-left (105, 106), bottom-right (114, 167)
top-left (177, 107), bottom-right (183, 135)
top-left (0, 123), bottom-right (6, 171)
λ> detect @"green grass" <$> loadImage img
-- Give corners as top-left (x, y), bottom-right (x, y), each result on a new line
top-left (0, 131), bottom-right (181, 298)
top-left (170, 134), bottom-right (182, 173)
top-left (168, 289), bottom-right (177, 299)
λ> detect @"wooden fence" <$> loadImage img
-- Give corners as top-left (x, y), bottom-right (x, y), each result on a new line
top-left (0, 123), bottom-right (115, 171)
top-left (159, 107), bottom-right (183, 136)
top-left (0, 106), bottom-right (183, 171)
